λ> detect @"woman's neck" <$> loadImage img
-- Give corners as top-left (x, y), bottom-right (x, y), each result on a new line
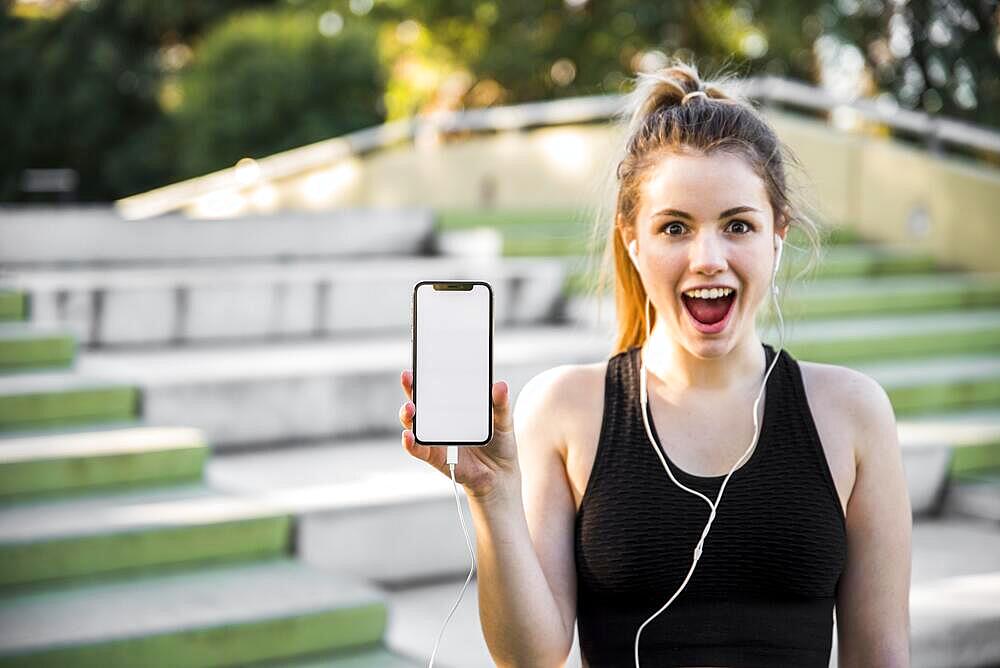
top-left (640, 325), bottom-right (767, 398)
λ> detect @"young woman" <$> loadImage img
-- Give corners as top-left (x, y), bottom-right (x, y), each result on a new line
top-left (399, 59), bottom-right (912, 668)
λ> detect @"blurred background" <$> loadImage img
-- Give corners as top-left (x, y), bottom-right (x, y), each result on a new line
top-left (1, 0), bottom-right (999, 666)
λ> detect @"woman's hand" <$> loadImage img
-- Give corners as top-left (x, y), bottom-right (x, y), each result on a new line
top-left (399, 370), bottom-right (521, 501)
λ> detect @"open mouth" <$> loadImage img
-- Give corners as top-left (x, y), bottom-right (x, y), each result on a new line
top-left (681, 291), bottom-right (737, 333)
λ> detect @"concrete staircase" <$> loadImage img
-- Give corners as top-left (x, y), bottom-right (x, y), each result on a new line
top-left (0, 211), bottom-right (436, 667)
top-left (2, 207), bottom-right (1000, 667)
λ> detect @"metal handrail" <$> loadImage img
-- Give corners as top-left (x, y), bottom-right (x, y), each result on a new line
top-left (116, 75), bottom-right (1000, 220)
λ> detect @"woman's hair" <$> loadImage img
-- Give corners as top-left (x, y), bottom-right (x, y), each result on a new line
top-left (581, 57), bottom-right (827, 356)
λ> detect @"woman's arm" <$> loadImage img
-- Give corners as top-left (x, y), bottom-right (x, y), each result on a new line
top-left (835, 371), bottom-right (912, 667)
top-left (472, 368), bottom-right (580, 667)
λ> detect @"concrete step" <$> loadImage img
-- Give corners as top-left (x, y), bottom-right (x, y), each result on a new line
top-left (911, 570), bottom-right (1000, 668)
top-left (381, 575), bottom-right (499, 668)
top-left (0, 292), bottom-right (25, 322)
top-left (0, 207), bottom-right (435, 267)
top-left (852, 354), bottom-right (1000, 416)
top-left (0, 424), bottom-right (207, 499)
top-left (205, 404), bottom-right (1000, 585)
top-left (76, 326), bottom-right (1000, 448)
top-left (262, 645), bottom-right (424, 667)
top-left (777, 308), bottom-right (1000, 364)
top-left (0, 483), bottom-right (290, 588)
top-left (0, 372), bottom-right (138, 433)
top-left (5, 257), bottom-right (566, 347)
top-left (0, 558), bottom-right (387, 667)
top-left (76, 326), bottom-right (613, 449)
top-left (898, 408), bottom-right (1000, 514)
top-left (790, 272), bottom-right (1000, 318)
top-left (206, 437), bottom-right (472, 586)
top-left (376, 519), bottom-right (1000, 668)
top-left (567, 272), bottom-right (1000, 329)
top-left (0, 322), bottom-right (76, 371)
top-left (941, 469), bottom-right (1000, 522)
top-left (772, 242), bottom-right (939, 278)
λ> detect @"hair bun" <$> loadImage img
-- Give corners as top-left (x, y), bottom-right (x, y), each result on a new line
top-left (617, 59), bottom-right (738, 145)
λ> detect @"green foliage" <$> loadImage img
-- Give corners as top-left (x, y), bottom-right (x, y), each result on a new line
top-left (0, 1), bottom-right (275, 200)
top-left (170, 9), bottom-right (385, 179)
top-left (1, 0), bottom-right (997, 201)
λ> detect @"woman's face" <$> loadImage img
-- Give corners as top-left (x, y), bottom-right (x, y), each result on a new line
top-left (626, 151), bottom-right (784, 355)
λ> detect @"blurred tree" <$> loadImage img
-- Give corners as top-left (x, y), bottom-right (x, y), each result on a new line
top-left (170, 9), bottom-right (384, 179)
top-left (2, 0), bottom-right (997, 202)
top-left (0, 0), bottom-right (276, 200)
top-left (371, 0), bottom-right (997, 133)
top-left (827, 0), bottom-right (999, 128)
top-left (370, 0), bottom-right (826, 117)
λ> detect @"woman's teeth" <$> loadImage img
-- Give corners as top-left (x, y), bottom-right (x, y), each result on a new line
top-left (682, 287), bottom-right (735, 299)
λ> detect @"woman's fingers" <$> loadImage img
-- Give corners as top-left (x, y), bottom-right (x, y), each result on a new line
top-left (400, 370), bottom-right (413, 401)
top-left (492, 380), bottom-right (513, 434)
top-left (401, 430), bottom-right (446, 474)
top-left (398, 401), bottom-right (413, 429)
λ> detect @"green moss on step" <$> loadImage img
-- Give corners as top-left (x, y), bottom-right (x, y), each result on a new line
top-left (0, 293), bottom-right (25, 322)
top-left (0, 445), bottom-right (208, 499)
top-left (952, 444), bottom-right (1000, 475)
top-left (0, 600), bottom-right (386, 668)
top-left (0, 335), bottom-right (76, 371)
top-left (0, 387), bottom-right (139, 432)
top-left (0, 515), bottom-right (292, 588)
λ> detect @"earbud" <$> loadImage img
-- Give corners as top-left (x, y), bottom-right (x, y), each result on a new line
top-left (628, 239), bottom-right (639, 266)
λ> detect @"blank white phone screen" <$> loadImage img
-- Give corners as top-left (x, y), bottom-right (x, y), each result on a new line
top-left (414, 283), bottom-right (491, 443)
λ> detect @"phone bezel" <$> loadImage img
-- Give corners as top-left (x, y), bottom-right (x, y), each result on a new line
top-left (411, 280), bottom-right (494, 447)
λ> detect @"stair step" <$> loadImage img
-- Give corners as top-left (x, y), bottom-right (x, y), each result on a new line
top-left (0, 558), bottom-right (387, 667)
top-left (76, 327), bottom-right (1000, 448)
top-left (853, 355), bottom-right (1000, 415)
top-left (911, 570), bottom-right (1000, 668)
top-left (0, 292), bottom-right (26, 322)
top-left (382, 574), bottom-right (497, 668)
top-left (0, 484), bottom-right (290, 588)
top-left (0, 425), bottom-right (207, 499)
top-left (794, 272), bottom-right (1000, 318)
top-left (898, 408), bottom-right (1000, 514)
top-left (777, 308), bottom-right (1000, 363)
top-left (265, 645), bottom-right (423, 667)
top-left (6, 256), bottom-right (566, 346)
top-left (0, 373), bottom-right (138, 433)
top-left (789, 243), bottom-right (942, 278)
top-left (942, 470), bottom-right (1000, 522)
top-left (0, 207), bottom-right (434, 267)
top-left (0, 323), bottom-right (75, 372)
top-left (205, 407), bottom-right (1000, 583)
top-left (207, 437), bottom-right (470, 585)
top-left (76, 326), bottom-right (612, 448)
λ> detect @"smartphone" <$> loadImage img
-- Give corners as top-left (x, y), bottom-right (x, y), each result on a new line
top-left (411, 280), bottom-right (493, 446)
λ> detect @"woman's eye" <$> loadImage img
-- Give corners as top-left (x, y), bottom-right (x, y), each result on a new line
top-left (661, 220), bottom-right (755, 235)
top-left (729, 220), bottom-right (754, 234)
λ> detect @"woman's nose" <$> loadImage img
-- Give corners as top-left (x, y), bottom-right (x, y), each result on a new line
top-left (688, 233), bottom-right (728, 273)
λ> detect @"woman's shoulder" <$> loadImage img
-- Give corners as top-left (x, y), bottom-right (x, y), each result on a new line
top-left (797, 357), bottom-right (891, 423)
top-left (796, 357), bottom-right (896, 495)
top-left (513, 359), bottom-right (610, 458)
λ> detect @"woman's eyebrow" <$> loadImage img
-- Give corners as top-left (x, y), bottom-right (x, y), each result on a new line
top-left (652, 205), bottom-right (760, 220)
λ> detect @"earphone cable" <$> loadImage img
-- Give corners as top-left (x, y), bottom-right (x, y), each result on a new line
top-left (633, 249), bottom-right (785, 667)
top-left (427, 450), bottom-right (477, 668)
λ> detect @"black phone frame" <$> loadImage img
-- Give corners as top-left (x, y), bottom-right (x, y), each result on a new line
top-left (411, 280), bottom-right (494, 447)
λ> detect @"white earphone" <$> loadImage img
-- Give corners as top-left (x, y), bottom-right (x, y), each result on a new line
top-left (628, 232), bottom-right (786, 667)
